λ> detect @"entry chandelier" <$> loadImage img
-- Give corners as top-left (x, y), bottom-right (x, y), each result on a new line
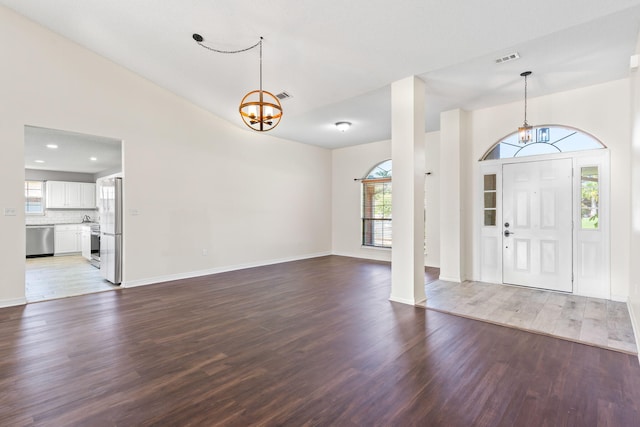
top-left (193, 34), bottom-right (283, 132)
top-left (517, 71), bottom-right (533, 144)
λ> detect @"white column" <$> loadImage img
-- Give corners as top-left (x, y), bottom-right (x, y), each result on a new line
top-left (390, 76), bottom-right (426, 306)
top-left (629, 38), bottom-right (640, 328)
top-left (439, 109), bottom-right (466, 282)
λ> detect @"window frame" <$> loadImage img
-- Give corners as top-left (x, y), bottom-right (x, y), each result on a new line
top-left (361, 160), bottom-right (392, 249)
top-left (25, 180), bottom-right (45, 215)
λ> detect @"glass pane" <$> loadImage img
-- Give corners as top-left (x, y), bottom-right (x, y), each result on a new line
top-left (362, 219), bottom-right (392, 248)
top-left (484, 192), bottom-right (496, 209)
top-left (581, 166), bottom-right (599, 229)
top-left (366, 160), bottom-right (392, 179)
top-left (484, 210), bottom-right (496, 226)
top-left (24, 180), bottom-right (44, 214)
top-left (484, 174), bottom-right (496, 191)
top-left (482, 126), bottom-right (605, 160)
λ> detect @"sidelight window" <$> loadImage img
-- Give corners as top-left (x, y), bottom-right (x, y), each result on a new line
top-left (483, 174), bottom-right (497, 226)
top-left (580, 166), bottom-right (599, 229)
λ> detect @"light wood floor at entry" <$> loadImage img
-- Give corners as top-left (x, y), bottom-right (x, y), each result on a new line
top-left (25, 255), bottom-right (118, 302)
top-left (424, 268), bottom-right (637, 355)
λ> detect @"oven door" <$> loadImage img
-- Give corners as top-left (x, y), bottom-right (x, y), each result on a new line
top-left (90, 227), bottom-right (100, 268)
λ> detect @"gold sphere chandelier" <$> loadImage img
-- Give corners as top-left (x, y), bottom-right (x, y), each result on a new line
top-left (193, 34), bottom-right (283, 132)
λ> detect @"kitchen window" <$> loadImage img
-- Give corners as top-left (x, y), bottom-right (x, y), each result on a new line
top-left (25, 180), bottom-right (45, 215)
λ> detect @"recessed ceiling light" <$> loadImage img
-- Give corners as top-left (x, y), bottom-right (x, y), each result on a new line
top-left (335, 121), bottom-right (352, 132)
top-left (90, 157), bottom-right (97, 161)
top-left (46, 144), bottom-right (58, 149)
top-left (35, 160), bottom-right (45, 163)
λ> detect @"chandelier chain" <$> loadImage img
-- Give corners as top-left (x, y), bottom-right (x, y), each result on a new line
top-left (523, 73), bottom-right (528, 125)
top-left (195, 38), bottom-right (261, 55)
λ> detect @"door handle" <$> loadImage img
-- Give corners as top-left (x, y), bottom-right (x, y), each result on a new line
top-left (504, 230), bottom-right (515, 237)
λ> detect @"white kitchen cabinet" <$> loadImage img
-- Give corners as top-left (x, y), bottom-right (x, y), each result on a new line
top-left (46, 181), bottom-right (96, 209)
top-left (54, 224), bottom-right (82, 255)
top-left (45, 181), bottom-right (66, 208)
top-left (81, 225), bottom-right (92, 260)
top-left (81, 183), bottom-right (96, 209)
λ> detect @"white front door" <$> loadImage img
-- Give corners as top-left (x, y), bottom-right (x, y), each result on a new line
top-left (502, 159), bottom-right (573, 292)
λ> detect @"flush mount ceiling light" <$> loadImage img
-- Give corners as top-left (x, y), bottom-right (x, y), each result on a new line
top-left (517, 71), bottom-right (533, 144)
top-left (335, 121), bottom-right (352, 132)
top-left (46, 144), bottom-right (58, 149)
top-left (193, 34), bottom-right (283, 132)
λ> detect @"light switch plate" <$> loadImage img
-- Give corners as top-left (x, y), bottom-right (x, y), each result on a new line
top-left (3, 207), bottom-right (16, 216)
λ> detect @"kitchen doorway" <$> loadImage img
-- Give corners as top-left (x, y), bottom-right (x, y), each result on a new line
top-left (24, 125), bottom-right (123, 303)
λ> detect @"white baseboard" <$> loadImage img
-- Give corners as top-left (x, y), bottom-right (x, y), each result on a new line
top-left (438, 275), bottom-right (462, 283)
top-left (627, 299), bottom-right (640, 363)
top-left (389, 295), bottom-right (417, 306)
top-left (0, 297), bottom-right (26, 308)
top-left (611, 294), bottom-right (628, 302)
top-left (331, 250), bottom-right (391, 263)
top-left (123, 251), bottom-right (332, 288)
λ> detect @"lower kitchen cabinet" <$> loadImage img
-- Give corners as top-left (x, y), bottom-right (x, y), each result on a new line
top-left (81, 225), bottom-right (92, 260)
top-left (54, 224), bottom-right (82, 255)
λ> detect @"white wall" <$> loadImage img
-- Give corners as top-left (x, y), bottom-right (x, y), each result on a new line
top-left (331, 140), bottom-right (392, 261)
top-left (424, 131), bottom-right (440, 267)
top-left (629, 38), bottom-right (640, 344)
top-left (467, 79), bottom-right (631, 299)
top-left (331, 133), bottom-right (441, 266)
top-left (0, 6), bottom-right (331, 305)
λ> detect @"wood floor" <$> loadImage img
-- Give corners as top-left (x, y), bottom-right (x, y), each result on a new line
top-left (1, 256), bottom-right (639, 426)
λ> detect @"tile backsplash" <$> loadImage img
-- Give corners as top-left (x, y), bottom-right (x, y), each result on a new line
top-left (26, 210), bottom-right (99, 225)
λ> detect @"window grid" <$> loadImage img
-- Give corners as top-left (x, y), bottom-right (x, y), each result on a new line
top-left (362, 179), bottom-right (392, 248)
top-left (25, 180), bottom-right (45, 215)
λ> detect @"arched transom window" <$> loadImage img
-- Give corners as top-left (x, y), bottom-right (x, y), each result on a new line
top-left (362, 160), bottom-right (392, 248)
top-left (481, 125), bottom-right (605, 160)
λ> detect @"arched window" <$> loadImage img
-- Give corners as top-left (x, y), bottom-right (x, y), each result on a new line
top-left (362, 160), bottom-right (392, 248)
top-left (481, 125), bottom-right (605, 160)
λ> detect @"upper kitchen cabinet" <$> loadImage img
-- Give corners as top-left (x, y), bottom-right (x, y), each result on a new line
top-left (46, 181), bottom-right (96, 209)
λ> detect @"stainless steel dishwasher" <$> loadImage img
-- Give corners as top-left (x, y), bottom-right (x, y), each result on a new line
top-left (26, 225), bottom-right (55, 257)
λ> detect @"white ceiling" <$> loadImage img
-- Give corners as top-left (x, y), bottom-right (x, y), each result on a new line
top-left (4, 0), bottom-right (640, 149)
top-left (24, 126), bottom-right (122, 174)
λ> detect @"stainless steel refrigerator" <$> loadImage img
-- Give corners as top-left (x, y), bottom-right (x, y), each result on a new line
top-left (99, 177), bottom-right (122, 284)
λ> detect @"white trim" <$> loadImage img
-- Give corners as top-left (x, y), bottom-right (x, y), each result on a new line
top-left (477, 149), bottom-right (611, 299)
top-left (122, 251), bottom-right (332, 288)
top-left (611, 294), bottom-right (628, 303)
top-left (389, 295), bottom-right (421, 305)
top-left (0, 297), bottom-right (27, 308)
top-left (627, 300), bottom-right (640, 363)
top-left (331, 250), bottom-right (391, 262)
top-left (438, 275), bottom-right (462, 283)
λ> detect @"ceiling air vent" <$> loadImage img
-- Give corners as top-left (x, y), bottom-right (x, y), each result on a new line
top-left (275, 91), bottom-right (292, 100)
top-left (495, 52), bottom-right (520, 64)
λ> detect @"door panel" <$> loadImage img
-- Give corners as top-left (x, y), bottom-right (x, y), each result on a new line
top-left (503, 159), bottom-right (572, 292)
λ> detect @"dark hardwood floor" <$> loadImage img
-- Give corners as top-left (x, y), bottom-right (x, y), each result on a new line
top-left (1, 256), bottom-right (639, 426)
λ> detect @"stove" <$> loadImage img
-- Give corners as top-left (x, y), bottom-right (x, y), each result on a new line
top-left (89, 224), bottom-right (100, 268)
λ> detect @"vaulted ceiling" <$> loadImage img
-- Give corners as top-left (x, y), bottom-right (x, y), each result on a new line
top-left (3, 0), bottom-right (640, 149)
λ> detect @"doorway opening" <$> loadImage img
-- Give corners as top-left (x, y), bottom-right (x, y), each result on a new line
top-left (478, 125), bottom-right (610, 299)
top-left (24, 125), bottom-right (123, 302)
